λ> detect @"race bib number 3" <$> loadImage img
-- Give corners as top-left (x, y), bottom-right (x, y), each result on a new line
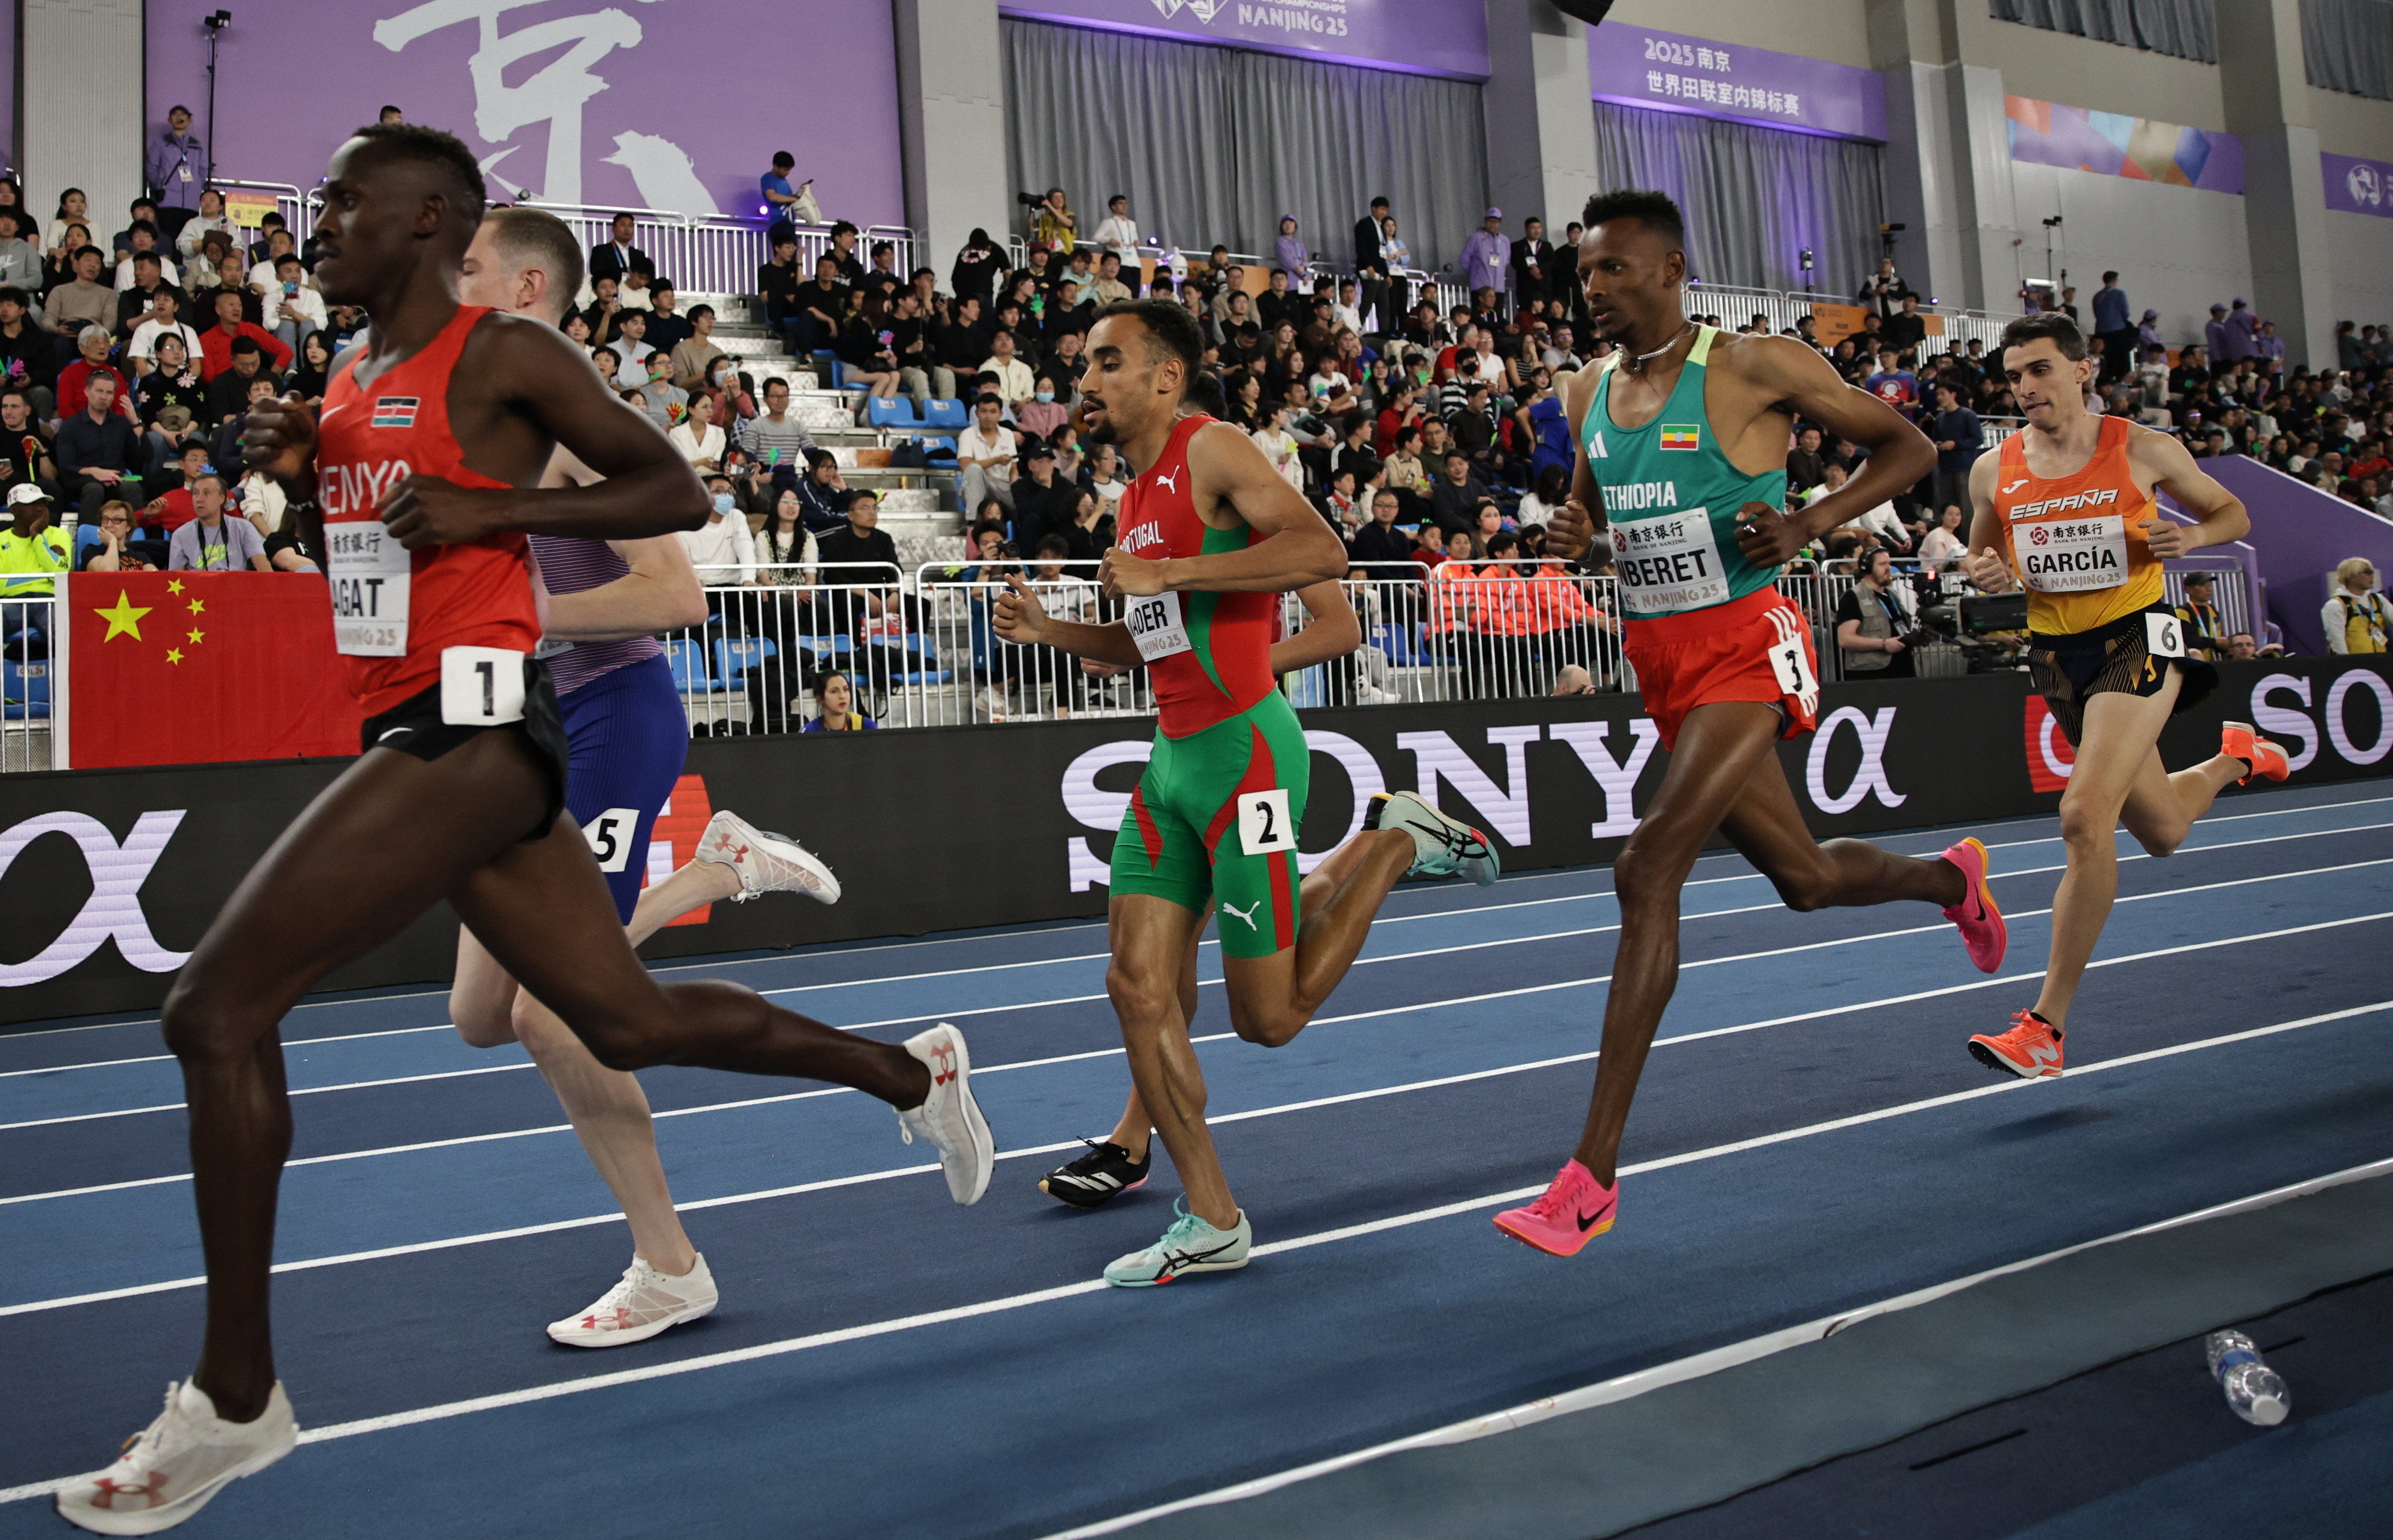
top-left (1612, 508), bottom-right (1730, 614)
top-left (1125, 591), bottom-right (1192, 663)
top-left (2144, 610), bottom-right (2185, 659)
top-left (440, 646), bottom-right (528, 727)
top-left (1768, 632), bottom-right (1819, 697)
top-left (325, 520), bottom-right (412, 656)
top-left (1237, 788), bottom-right (1295, 857)
top-left (2017, 515), bottom-right (2127, 593)
top-left (583, 806), bottom-right (641, 873)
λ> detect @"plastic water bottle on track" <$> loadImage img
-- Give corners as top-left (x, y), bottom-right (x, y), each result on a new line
top-left (2205, 1329), bottom-right (2290, 1426)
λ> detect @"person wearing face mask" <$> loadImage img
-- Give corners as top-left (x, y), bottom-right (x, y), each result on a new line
top-left (1015, 373), bottom-right (1069, 443)
top-left (677, 472), bottom-right (757, 585)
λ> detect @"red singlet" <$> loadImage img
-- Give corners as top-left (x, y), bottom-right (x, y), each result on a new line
top-left (1112, 413), bottom-right (1274, 738)
top-left (316, 303), bottom-right (540, 716)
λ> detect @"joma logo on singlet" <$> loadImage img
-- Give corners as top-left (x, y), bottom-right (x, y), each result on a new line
top-left (1118, 522), bottom-right (1165, 555)
top-left (1606, 480), bottom-right (1680, 511)
top-left (320, 459), bottom-right (413, 517)
top-left (2013, 487), bottom-right (2120, 520)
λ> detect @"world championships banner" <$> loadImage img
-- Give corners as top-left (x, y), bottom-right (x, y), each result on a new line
top-left (4, 662), bottom-right (2390, 1026)
top-left (145, 0), bottom-right (906, 227)
top-left (1586, 22), bottom-right (1886, 142)
top-left (997, 0), bottom-right (1489, 79)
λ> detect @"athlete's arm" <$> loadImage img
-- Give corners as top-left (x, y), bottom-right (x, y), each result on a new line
top-left (1272, 577), bottom-right (1361, 672)
top-left (1731, 337), bottom-right (1937, 568)
top-left (545, 537), bottom-right (710, 640)
top-left (380, 315), bottom-right (708, 548)
top-left (1095, 422), bottom-right (1347, 598)
top-left (2130, 425), bottom-right (2249, 558)
top-left (1545, 363), bottom-right (1606, 562)
top-left (991, 573), bottom-right (1143, 665)
top-left (1963, 450), bottom-right (2013, 593)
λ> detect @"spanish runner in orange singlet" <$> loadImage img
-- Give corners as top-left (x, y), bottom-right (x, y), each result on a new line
top-left (1961, 312), bottom-right (2287, 1080)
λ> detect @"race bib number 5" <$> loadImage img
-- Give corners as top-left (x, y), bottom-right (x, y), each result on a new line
top-left (1125, 591), bottom-right (1192, 662)
top-left (440, 646), bottom-right (528, 726)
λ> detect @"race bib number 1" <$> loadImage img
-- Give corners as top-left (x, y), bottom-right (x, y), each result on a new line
top-left (1237, 788), bottom-right (1295, 856)
top-left (1125, 591), bottom-right (1192, 662)
top-left (2144, 610), bottom-right (2185, 659)
top-left (1768, 633), bottom-right (1819, 697)
top-left (440, 646), bottom-right (528, 727)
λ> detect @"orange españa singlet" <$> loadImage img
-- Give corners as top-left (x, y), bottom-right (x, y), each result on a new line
top-left (315, 304), bottom-right (541, 716)
top-left (1992, 414), bottom-right (2166, 637)
top-left (1112, 413), bottom-right (1275, 738)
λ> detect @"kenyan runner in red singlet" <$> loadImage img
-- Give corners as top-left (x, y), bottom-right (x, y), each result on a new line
top-left (993, 299), bottom-right (1497, 1288)
top-left (60, 125), bottom-right (993, 1537)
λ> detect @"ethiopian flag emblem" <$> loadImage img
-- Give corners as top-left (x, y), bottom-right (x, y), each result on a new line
top-left (1659, 424), bottom-right (1700, 451)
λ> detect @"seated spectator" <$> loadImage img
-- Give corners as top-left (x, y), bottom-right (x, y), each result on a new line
top-left (0, 209), bottom-right (47, 299)
top-left (981, 329), bottom-right (1036, 408)
top-left (955, 394), bottom-right (1018, 512)
top-left (678, 473), bottom-right (757, 583)
top-left (787, 256), bottom-right (847, 357)
top-left (643, 282), bottom-right (692, 355)
top-left (1428, 451), bottom-right (1488, 534)
top-left (607, 310), bottom-right (655, 390)
top-left (204, 335), bottom-right (276, 425)
top-left (1517, 464), bottom-right (1569, 526)
top-left (1091, 252), bottom-right (1133, 309)
top-left (1553, 664), bottom-right (1597, 696)
top-left (801, 669), bottom-right (877, 732)
top-left (1348, 487), bottom-right (1414, 564)
top-left (78, 498), bottom-right (151, 571)
top-left (1251, 402), bottom-right (1303, 492)
top-left (256, 254), bottom-right (325, 354)
top-left (198, 287), bottom-right (289, 381)
top-left (669, 303), bottom-right (723, 388)
top-left (698, 356), bottom-right (753, 425)
top-left (2322, 556), bottom-right (2389, 653)
top-left (793, 449), bottom-right (849, 532)
top-left (173, 187), bottom-right (230, 263)
top-left (1085, 442), bottom-right (1128, 509)
top-left (638, 352), bottom-right (688, 430)
top-left (666, 390), bottom-right (726, 471)
top-left (112, 221), bottom-right (178, 291)
top-left (1919, 504), bottom-right (1968, 568)
top-left (833, 295), bottom-right (903, 403)
top-left (736, 375), bottom-right (818, 477)
top-left (46, 245), bottom-right (115, 343)
top-left (58, 371), bottom-right (142, 517)
top-left (125, 285), bottom-right (202, 373)
top-left (0, 388), bottom-right (56, 490)
top-left (144, 442), bottom-right (214, 531)
top-left (57, 325), bottom-right (132, 422)
top-left (212, 374), bottom-right (276, 469)
top-left (0, 484), bottom-right (71, 616)
top-left (167, 471), bottom-right (270, 570)
top-left (1009, 440), bottom-right (1077, 555)
top-left (1015, 374), bottom-right (1068, 443)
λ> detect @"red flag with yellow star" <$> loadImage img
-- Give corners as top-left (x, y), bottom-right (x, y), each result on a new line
top-left (72, 573), bottom-right (364, 767)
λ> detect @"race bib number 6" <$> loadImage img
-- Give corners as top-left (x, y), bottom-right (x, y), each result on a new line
top-left (2144, 610), bottom-right (2185, 659)
top-left (1125, 591), bottom-right (1192, 662)
top-left (440, 646), bottom-right (528, 727)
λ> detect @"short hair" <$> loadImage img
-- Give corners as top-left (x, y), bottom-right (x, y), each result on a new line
top-left (230, 336), bottom-right (261, 357)
top-left (128, 219), bottom-right (158, 241)
top-left (688, 303), bottom-right (714, 323)
top-left (479, 207), bottom-right (584, 324)
top-left (592, 345), bottom-right (621, 365)
top-left (772, 150), bottom-right (794, 169)
top-left (975, 392), bottom-right (1003, 409)
top-left (76, 324), bottom-right (110, 346)
top-left (1581, 188), bottom-right (1685, 251)
top-left (2337, 556), bottom-right (2376, 588)
top-left (1098, 298), bottom-right (1203, 379)
top-left (762, 375), bottom-right (788, 394)
top-left (349, 122), bottom-right (487, 221)
top-left (0, 287), bottom-right (28, 309)
top-left (1999, 312), bottom-right (2087, 362)
top-left (830, 220), bottom-right (859, 239)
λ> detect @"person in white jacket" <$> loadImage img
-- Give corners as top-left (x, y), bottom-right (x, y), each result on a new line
top-left (2321, 556), bottom-right (2391, 654)
top-left (666, 389), bottom-right (727, 471)
top-left (1091, 195), bottom-right (1140, 261)
top-left (678, 474), bottom-right (758, 585)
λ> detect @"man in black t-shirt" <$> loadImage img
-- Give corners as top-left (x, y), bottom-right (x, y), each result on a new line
top-left (758, 235), bottom-right (804, 348)
top-left (788, 255), bottom-right (848, 355)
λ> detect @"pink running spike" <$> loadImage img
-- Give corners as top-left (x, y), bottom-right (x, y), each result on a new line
top-left (1494, 1159), bottom-right (1616, 1257)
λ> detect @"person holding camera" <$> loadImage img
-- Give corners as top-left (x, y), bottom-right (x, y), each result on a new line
top-left (1836, 547), bottom-right (1917, 678)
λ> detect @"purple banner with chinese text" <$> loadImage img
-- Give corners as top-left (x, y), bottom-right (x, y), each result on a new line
top-left (1586, 22), bottom-right (1886, 142)
top-left (2324, 151), bottom-right (2393, 218)
top-left (997, 0), bottom-right (1490, 80)
top-left (145, 0), bottom-right (905, 230)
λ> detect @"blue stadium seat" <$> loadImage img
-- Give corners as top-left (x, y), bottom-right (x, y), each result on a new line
top-left (923, 399), bottom-right (967, 430)
top-left (663, 640), bottom-right (710, 695)
top-left (867, 398), bottom-right (921, 429)
top-left (713, 635), bottom-right (777, 689)
top-left (4, 658), bottom-right (50, 720)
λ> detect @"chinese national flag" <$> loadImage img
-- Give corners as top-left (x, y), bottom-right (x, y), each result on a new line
top-left (72, 573), bottom-right (364, 768)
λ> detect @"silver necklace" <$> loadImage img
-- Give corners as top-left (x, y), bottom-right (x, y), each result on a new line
top-left (1621, 321), bottom-right (1695, 374)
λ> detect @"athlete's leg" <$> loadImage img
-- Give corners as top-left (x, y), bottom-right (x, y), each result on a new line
top-left (2035, 671), bottom-right (2240, 1028)
top-left (1105, 895), bottom-right (1230, 1226)
top-left (1104, 920), bottom-right (1204, 1161)
top-left (627, 858), bottom-right (742, 936)
top-left (164, 734), bottom-right (583, 1422)
top-left (1217, 825), bottom-right (1417, 1048)
top-left (449, 925), bottom-right (522, 1048)
top-left (1716, 750), bottom-right (1966, 913)
top-left (1568, 702), bottom-right (1783, 1185)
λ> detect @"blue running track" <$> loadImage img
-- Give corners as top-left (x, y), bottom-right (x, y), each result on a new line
top-left (2, 780), bottom-right (2390, 1538)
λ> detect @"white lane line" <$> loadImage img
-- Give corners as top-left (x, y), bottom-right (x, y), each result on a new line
top-left (4, 996), bottom-right (2380, 1504)
top-left (13, 806), bottom-right (2389, 1083)
top-left (1040, 1149), bottom-right (2393, 1539)
top-left (8, 856), bottom-right (2388, 1143)
top-left (5, 895), bottom-right (2383, 1292)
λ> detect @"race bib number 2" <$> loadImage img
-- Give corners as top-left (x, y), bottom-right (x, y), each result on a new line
top-left (440, 646), bottom-right (527, 727)
top-left (1237, 788), bottom-right (1295, 856)
top-left (1125, 591), bottom-right (1192, 662)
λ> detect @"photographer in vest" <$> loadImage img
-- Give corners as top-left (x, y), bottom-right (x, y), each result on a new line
top-left (1835, 547), bottom-right (1916, 677)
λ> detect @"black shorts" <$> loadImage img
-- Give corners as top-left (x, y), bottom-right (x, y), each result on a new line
top-left (2026, 603), bottom-right (2218, 748)
top-left (358, 656), bottom-right (571, 841)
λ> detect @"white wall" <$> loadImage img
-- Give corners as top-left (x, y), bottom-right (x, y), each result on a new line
top-left (1602, 0), bottom-right (1872, 67)
top-left (22, 0), bottom-right (144, 236)
top-left (2007, 162), bottom-right (2251, 349)
top-left (2325, 209), bottom-right (2393, 331)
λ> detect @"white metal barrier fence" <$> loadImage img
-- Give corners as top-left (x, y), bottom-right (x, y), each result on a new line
top-left (515, 204), bottom-right (918, 302)
top-left (0, 593), bottom-right (59, 771)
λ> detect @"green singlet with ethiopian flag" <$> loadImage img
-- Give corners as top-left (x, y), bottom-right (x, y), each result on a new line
top-left (1585, 325), bottom-right (1789, 620)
